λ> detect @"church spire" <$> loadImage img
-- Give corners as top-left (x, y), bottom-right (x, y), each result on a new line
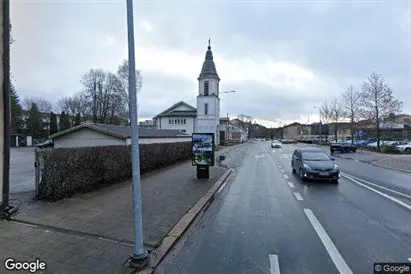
top-left (198, 39), bottom-right (220, 81)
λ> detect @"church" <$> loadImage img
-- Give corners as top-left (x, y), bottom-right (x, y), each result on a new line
top-left (153, 41), bottom-right (247, 145)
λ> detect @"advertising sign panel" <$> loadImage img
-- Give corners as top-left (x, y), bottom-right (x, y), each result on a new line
top-left (192, 133), bottom-right (215, 166)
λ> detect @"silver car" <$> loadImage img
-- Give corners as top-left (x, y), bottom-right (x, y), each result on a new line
top-left (271, 140), bottom-right (282, 148)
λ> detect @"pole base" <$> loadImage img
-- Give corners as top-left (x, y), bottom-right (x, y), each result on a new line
top-left (127, 254), bottom-right (149, 271)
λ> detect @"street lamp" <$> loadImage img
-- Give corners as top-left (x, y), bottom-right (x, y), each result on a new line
top-left (314, 106), bottom-right (322, 146)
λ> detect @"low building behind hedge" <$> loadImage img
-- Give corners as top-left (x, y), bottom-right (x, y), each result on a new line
top-left (35, 142), bottom-right (192, 201)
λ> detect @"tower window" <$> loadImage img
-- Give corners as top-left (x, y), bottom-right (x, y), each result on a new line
top-left (204, 103), bottom-right (208, 115)
top-left (204, 81), bottom-right (209, 96)
top-left (217, 83), bottom-right (219, 95)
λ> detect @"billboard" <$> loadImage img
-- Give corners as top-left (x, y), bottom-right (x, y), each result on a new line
top-left (192, 133), bottom-right (215, 166)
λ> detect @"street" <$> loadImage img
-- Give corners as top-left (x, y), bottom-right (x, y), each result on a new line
top-left (156, 141), bottom-right (411, 274)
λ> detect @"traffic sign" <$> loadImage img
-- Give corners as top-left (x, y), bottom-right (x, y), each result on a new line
top-left (358, 130), bottom-right (365, 137)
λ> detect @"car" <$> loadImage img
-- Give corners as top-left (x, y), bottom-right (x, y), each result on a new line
top-left (36, 139), bottom-right (54, 149)
top-left (291, 148), bottom-right (340, 183)
top-left (271, 140), bottom-right (282, 148)
top-left (330, 142), bottom-right (356, 154)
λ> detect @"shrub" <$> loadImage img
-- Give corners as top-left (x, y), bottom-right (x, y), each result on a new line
top-left (36, 142), bottom-right (192, 201)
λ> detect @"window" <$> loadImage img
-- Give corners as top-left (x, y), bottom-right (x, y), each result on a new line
top-left (204, 103), bottom-right (208, 115)
top-left (217, 83), bottom-right (219, 94)
top-left (175, 119), bottom-right (177, 124)
top-left (177, 119), bottom-right (180, 124)
top-left (184, 119), bottom-right (186, 124)
top-left (181, 130), bottom-right (186, 133)
top-left (169, 119), bottom-right (173, 124)
top-left (204, 81), bottom-right (209, 96)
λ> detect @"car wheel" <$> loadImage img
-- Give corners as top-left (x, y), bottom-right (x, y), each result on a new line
top-left (405, 148), bottom-right (411, 152)
top-left (332, 179), bottom-right (339, 184)
top-left (292, 164), bottom-right (296, 173)
top-left (353, 148), bottom-right (357, 152)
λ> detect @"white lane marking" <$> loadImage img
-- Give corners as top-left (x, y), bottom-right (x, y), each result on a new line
top-left (278, 165), bottom-right (282, 169)
top-left (280, 169), bottom-right (285, 173)
top-left (303, 209), bottom-right (353, 274)
top-left (288, 182), bottom-right (295, 188)
top-left (408, 258), bottom-right (411, 262)
top-left (341, 172), bottom-right (411, 200)
top-left (294, 192), bottom-right (304, 201)
top-left (269, 254), bottom-right (281, 274)
top-left (342, 174), bottom-right (411, 212)
top-left (283, 174), bottom-right (289, 179)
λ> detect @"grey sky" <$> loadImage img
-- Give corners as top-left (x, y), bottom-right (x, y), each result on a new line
top-left (11, 0), bottom-right (410, 127)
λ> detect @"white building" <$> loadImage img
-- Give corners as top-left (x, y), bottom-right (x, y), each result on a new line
top-left (49, 123), bottom-right (191, 148)
top-left (196, 41), bottom-right (221, 145)
top-left (153, 101), bottom-right (197, 134)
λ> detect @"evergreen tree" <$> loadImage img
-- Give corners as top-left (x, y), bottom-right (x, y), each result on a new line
top-left (59, 111), bottom-right (71, 131)
top-left (10, 82), bottom-right (23, 134)
top-left (74, 113), bottom-right (81, 126)
top-left (27, 103), bottom-right (44, 138)
top-left (49, 112), bottom-right (58, 135)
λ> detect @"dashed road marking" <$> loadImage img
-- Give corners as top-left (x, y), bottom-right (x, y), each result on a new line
top-left (304, 209), bottom-right (353, 274)
top-left (288, 182), bottom-right (295, 188)
top-left (269, 254), bottom-right (281, 274)
top-left (294, 192), bottom-right (304, 201)
top-left (283, 174), bottom-right (289, 179)
top-left (408, 258), bottom-right (411, 262)
top-left (280, 169), bottom-right (284, 173)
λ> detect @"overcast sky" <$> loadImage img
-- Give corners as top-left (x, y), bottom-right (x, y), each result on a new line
top-left (11, 0), bottom-right (410, 128)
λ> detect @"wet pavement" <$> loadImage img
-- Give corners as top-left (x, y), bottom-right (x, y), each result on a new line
top-left (156, 141), bottom-right (411, 274)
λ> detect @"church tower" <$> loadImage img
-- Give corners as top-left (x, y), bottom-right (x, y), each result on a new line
top-left (196, 40), bottom-right (221, 146)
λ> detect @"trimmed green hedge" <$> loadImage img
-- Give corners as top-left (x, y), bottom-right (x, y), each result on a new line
top-left (36, 142), bottom-right (192, 201)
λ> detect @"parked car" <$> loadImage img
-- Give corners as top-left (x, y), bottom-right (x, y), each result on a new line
top-left (330, 142), bottom-right (357, 154)
top-left (291, 147), bottom-right (339, 183)
top-left (395, 142), bottom-right (411, 152)
top-left (36, 139), bottom-right (54, 149)
top-left (271, 140), bottom-right (282, 148)
top-left (281, 139), bottom-right (289, 144)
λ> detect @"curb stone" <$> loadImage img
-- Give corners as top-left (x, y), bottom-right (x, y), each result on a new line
top-left (371, 159), bottom-right (411, 174)
top-left (140, 168), bottom-right (233, 273)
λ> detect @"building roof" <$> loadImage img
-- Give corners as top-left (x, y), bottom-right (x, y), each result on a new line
top-left (198, 40), bottom-right (220, 81)
top-left (49, 123), bottom-right (191, 140)
top-left (153, 101), bottom-right (197, 119)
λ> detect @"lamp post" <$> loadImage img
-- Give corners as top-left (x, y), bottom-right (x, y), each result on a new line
top-left (126, 0), bottom-right (148, 269)
top-left (314, 106), bottom-right (322, 146)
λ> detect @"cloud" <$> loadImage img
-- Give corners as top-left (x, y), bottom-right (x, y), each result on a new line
top-left (10, 0), bottom-right (411, 128)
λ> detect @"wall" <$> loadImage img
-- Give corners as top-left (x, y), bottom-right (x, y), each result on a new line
top-left (157, 117), bottom-right (196, 134)
top-left (53, 128), bottom-right (126, 148)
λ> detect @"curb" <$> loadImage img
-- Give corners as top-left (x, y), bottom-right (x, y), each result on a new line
top-left (371, 162), bottom-right (411, 174)
top-left (140, 168), bottom-right (233, 273)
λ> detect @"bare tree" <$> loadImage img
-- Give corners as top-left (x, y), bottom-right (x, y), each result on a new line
top-left (80, 69), bottom-right (128, 124)
top-left (320, 101), bottom-right (332, 142)
top-left (360, 72), bottom-right (403, 148)
top-left (329, 98), bottom-right (344, 142)
top-left (22, 96), bottom-right (53, 113)
top-left (341, 85), bottom-right (361, 144)
top-left (58, 93), bottom-right (88, 125)
top-left (117, 59), bottom-right (143, 111)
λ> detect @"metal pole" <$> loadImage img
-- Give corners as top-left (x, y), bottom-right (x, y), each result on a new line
top-left (319, 108), bottom-right (322, 146)
top-left (1, 0), bottom-right (11, 215)
top-left (126, 0), bottom-right (148, 262)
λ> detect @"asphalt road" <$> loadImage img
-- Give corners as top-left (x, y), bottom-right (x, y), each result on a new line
top-left (10, 147), bottom-right (36, 193)
top-left (156, 141), bottom-right (411, 274)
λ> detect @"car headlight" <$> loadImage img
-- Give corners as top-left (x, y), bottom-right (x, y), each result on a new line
top-left (333, 164), bottom-right (339, 171)
top-left (303, 164), bottom-right (311, 170)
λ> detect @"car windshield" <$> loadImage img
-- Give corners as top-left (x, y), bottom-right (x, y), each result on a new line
top-left (272, 140), bottom-right (280, 143)
top-left (302, 151), bottom-right (330, 161)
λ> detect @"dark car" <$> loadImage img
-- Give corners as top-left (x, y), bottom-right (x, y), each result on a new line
top-left (281, 139), bottom-right (289, 144)
top-left (291, 148), bottom-right (340, 183)
top-left (330, 142), bottom-right (356, 154)
top-left (36, 139), bottom-right (54, 149)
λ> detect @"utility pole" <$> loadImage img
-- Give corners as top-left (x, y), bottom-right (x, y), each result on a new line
top-left (319, 108), bottom-right (322, 146)
top-left (126, 0), bottom-right (148, 268)
top-left (1, 0), bottom-right (11, 219)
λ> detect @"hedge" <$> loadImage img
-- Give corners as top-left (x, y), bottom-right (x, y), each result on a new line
top-left (36, 142), bottom-right (192, 201)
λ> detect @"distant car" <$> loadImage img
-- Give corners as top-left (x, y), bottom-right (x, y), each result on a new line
top-left (395, 142), bottom-right (411, 152)
top-left (281, 139), bottom-right (289, 144)
top-left (330, 142), bottom-right (356, 154)
top-left (36, 139), bottom-right (54, 149)
top-left (291, 147), bottom-right (340, 183)
top-left (271, 140), bottom-right (282, 148)
top-left (289, 139), bottom-right (298, 144)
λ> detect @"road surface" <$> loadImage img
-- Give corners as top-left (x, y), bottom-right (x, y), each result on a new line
top-left (156, 141), bottom-right (411, 274)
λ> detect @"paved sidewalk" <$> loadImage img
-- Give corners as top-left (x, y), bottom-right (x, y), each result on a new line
top-left (1, 143), bottom-right (247, 273)
top-left (0, 220), bottom-right (134, 274)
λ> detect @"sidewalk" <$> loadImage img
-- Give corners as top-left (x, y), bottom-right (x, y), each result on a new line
top-left (1, 143), bottom-right (247, 273)
top-left (330, 148), bottom-right (411, 173)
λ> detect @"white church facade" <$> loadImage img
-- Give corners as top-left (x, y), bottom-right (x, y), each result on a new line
top-left (153, 42), bottom-right (247, 144)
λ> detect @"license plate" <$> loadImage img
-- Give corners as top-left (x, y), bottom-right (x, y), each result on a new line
top-left (319, 172), bottom-right (329, 176)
